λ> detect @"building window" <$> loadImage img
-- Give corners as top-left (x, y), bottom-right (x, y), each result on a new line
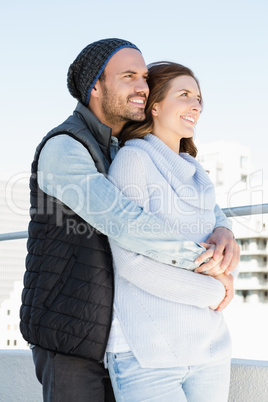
top-left (240, 156), bottom-right (248, 169)
top-left (7, 310), bottom-right (10, 315)
top-left (216, 166), bottom-right (223, 186)
top-left (241, 240), bottom-right (249, 251)
top-left (239, 272), bottom-right (250, 279)
top-left (7, 340), bottom-right (10, 346)
top-left (242, 290), bottom-right (248, 302)
top-left (14, 340), bottom-right (17, 346)
top-left (258, 239), bottom-right (266, 250)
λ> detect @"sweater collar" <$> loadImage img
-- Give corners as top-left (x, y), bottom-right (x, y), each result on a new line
top-left (126, 134), bottom-right (215, 210)
top-left (143, 134), bottom-right (196, 180)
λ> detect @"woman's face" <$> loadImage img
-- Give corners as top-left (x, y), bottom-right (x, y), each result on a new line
top-left (152, 75), bottom-right (202, 148)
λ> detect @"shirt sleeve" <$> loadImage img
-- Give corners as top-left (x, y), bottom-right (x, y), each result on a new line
top-left (37, 135), bottom-right (206, 269)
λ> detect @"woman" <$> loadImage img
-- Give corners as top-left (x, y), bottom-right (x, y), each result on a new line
top-left (106, 62), bottom-right (233, 401)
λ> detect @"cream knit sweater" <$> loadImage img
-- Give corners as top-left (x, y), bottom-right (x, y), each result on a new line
top-left (107, 134), bottom-right (231, 368)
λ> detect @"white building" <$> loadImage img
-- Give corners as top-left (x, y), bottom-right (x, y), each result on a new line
top-left (0, 174), bottom-right (30, 349)
top-left (0, 281), bottom-right (27, 349)
top-left (196, 140), bottom-right (253, 206)
top-left (197, 140), bottom-right (268, 304)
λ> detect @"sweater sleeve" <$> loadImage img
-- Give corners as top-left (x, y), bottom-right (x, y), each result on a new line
top-left (111, 242), bottom-right (225, 307)
top-left (214, 203), bottom-right (233, 232)
top-left (109, 146), bottom-right (225, 308)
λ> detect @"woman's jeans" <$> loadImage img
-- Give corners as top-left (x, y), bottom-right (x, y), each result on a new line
top-left (106, 351), bottom-right (231, 402)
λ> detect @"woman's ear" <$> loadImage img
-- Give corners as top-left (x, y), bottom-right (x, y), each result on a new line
top-left (151, 103), bottom-right (158, 117)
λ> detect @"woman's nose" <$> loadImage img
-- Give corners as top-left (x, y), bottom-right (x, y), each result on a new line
top-left (192, 98), bottom-right (202, 112)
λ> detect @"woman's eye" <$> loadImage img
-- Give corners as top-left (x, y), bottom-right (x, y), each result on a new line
top-left (181, 92), bottom-right (188, 97)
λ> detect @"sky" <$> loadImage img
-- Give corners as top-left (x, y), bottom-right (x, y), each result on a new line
top-left (1, 0), bottom-right (268, 191)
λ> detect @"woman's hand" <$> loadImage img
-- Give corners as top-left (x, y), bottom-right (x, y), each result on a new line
top-left (210, 273), bottom-right (234, 311)
top-left (193, 243), bottom-right (235, 311)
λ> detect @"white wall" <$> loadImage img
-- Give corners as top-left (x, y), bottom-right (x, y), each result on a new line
top-left (0, 350), bottom-right (42, 402)
top-left (229, 359), bottom-right (268, 402)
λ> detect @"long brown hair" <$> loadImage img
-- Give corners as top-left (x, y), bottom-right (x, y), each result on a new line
top-left (121, 61), bottom-right (203, 157)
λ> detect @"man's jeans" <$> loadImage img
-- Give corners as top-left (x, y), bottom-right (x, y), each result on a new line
top-left (32, 345), bottom-right (115, 402)
top-left (106, 351), bottom-right (231, 402)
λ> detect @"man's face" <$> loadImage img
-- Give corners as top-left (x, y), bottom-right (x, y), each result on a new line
top-left (97, 48), bottom-right (149, 130)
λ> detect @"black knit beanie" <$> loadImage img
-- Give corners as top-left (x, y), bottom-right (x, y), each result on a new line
top-left (67, 38), bottom-right (140, 106)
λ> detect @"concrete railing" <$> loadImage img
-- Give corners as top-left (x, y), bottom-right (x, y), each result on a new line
top-left (228, 359), bottom-right (268, 401)
top-left (0, 350), bottom-right (42, 402)
top-left (0, 350), bottom-right (268, 401)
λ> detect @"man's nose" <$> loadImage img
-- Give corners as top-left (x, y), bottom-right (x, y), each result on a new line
top-left (135, 77), bottom-right (149, 94)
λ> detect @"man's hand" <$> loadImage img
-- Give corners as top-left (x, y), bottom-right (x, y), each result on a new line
top-left (211, 273), bottom-right (234, 311)
top-left (194, 243), bottom-right (224, 275)
top-left (194, 227), bottom-right (240, 275)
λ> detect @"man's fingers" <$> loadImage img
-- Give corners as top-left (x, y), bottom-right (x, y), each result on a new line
top-left (210, 239), bottom-right (240, 274)
top-left (194, 249), bottom-right (214, 266)
top-left (213, 241), bottom-right (227, 261)
top-left (195, 237), bottom-right (240, 275)
top-left (218, 242), bottom-right (234, 271)
top-left (194, 256), bottom-right (223, 274)
top-left (205, 266), bottom-right (225, 276)
top-left (225, 243), bottom-right (241, 275)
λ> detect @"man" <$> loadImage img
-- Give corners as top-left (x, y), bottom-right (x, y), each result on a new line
top-left (20, 38), bottom-right (239, 402)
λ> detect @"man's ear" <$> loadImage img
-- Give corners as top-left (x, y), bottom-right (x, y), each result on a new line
top-left (90, 79), bottom-right (101, 98)
top-left (151, 103), bottom-right (159, 117)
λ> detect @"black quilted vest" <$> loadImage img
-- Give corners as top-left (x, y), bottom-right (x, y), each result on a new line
top-left (20, 103), bottom-right (114, 362)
